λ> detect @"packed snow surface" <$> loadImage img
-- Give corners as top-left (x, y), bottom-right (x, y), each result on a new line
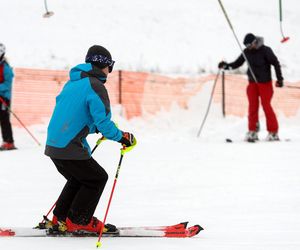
top-left (1, 0), bottom-right (300, 249)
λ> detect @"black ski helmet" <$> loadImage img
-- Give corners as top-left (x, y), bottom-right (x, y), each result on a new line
top-left (85, 45), bottom-right (114, 72)
top-left (243, 33), bottom-right (257, 47)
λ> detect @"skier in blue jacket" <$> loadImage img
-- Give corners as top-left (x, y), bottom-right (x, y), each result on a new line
top-left (0, 43), bottom-right (15, 151)
top-left (45, 45), bottom-right (135, 233)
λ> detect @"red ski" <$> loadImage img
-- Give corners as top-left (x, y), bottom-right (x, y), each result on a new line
top-left (0, 222), bottom-right (203, 238)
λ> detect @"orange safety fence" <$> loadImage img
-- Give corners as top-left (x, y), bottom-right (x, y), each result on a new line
top-left (213, 74), bottom-right (300, 117)
top-left (10, 68), bottom-right (300, 127)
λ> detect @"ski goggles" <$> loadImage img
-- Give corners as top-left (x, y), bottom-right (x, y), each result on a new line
top-left (86, 54), bottom-right (115, 72)
top-left (245, 39), bottom-right (257, 49)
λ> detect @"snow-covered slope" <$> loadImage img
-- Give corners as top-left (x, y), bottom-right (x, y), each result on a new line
top-left (1, 1), bottom-right (300, 250)
top-left (1, 0), bottom-right (300, 78)
top-left (1, 105), bottom-right (300, 250)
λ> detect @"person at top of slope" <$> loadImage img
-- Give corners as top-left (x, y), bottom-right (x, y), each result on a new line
top-left (218, 33), bottom-right (284, 142)
top-left (44, 45), bottom-right (135, 233)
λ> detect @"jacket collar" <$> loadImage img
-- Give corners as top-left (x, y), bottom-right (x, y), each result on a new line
top-left (69, 63), bottom-right (107, 83)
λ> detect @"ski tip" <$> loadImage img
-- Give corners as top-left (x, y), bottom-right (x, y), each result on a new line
top-left (187, 225), bottom-right (204, 237)
top-left (192, 224), bottom-right (204, 233)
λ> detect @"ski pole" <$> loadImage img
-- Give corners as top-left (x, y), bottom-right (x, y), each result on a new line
top-left (0, 97), bottom-right (41, 146)
top-left (91, 122), bottom-right (119, 154)
top-left (96, 139), bottom-right (137, 248)
top-left (197, 69), bottom-right (221, 137)
top-left (91, 136), bottom-right (106, 154)
top-left (217, 0), bottom-right (258, 83)
top-left (279, 0), bottom-right (290, 43)
top-left (39, 136), bottom-right (106, 224)
top-left (40, 200), bottom-right (58, 224)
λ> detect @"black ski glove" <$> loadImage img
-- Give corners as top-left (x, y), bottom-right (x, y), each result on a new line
top-left (118, 132), bottom-right (135, 147)
top-left (218, 61), bottom-right (229, 70)
top-left (276, 79), bottom-right (284, 88)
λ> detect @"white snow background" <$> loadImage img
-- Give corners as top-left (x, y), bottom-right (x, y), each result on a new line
top-left (1, 0), bottom-right (300, 249)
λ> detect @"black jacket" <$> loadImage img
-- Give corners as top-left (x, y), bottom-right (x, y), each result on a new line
top-left (227, 37), bottom-right (283, 83)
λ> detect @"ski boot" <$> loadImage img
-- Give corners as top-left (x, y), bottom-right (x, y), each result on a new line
top-left (65, 217), bottom-right (117, 236)
top-left (47, 219), bottom-right (68, 236)
top-left (266, 132), bottom-right (280, 141)
top-left (245, 131), bottom-right (259, 143)
top-left (0, 142), bottom-right (16, 151)
top-left (65, 216), bottom-right (102, 233)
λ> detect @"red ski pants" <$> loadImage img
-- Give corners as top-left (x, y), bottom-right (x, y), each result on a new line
top-left (246, 81), bottom-right (278, 133)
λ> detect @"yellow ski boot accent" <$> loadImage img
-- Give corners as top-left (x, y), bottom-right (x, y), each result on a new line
top-left (44, 220), bottom-right (54, 229)
top-left (102, 226), bottom-right (108, 233)
top-left (58, 221), bottom-right (68, 232)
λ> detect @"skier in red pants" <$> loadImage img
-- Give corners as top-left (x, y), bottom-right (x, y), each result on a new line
top-left (218, 33), bottom-right (284, 142)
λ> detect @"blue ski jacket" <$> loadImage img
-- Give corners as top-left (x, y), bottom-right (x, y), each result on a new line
top-left (0, 61), bottom-right (14, 100)
top-left (45, 63), bottom-right (122, 160)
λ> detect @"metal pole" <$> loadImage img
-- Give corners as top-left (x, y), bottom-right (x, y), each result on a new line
top-left (279, 0), bottom-right (290, 42)
top-left (222, 70), bottom-right (225, 118)
top-left (197, 70), bottom-right (221, 137)
top-left (43, 0), bottom-right (54, 18)
top-left (118, 70), bottom-right (122, 105)
top-left (217, 0), bottom-right (258, 83)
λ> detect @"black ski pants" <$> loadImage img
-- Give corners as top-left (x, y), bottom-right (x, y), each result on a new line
top-left (0, 98), bottom-right (14, 143)
top-left (51, 157), bottom-right (108, 225)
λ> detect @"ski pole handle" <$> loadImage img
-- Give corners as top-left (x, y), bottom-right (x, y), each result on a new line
top-left (120, 138), bottom-right (137, 155)
top-left (92, 122), bottom-right (119, 154)
top-left (91, 136), bottom-right (106, 154)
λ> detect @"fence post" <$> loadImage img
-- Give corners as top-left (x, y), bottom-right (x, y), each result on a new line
top-left (222, 70), bottom-right (226, 117)
top-left (118, 70), bottom-right (122, 105)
